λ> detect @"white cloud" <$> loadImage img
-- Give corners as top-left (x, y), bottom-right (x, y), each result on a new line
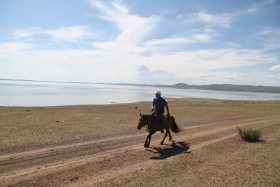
top-left (13, 28), bottom-right (41, 38)
top-left (267, 0), bottom-right (276, 4)
top-left (269, 57), bottom-right (276, 61)
top-left (137, 65), bottom-right (175, 83)
top-left (86, 0), bottom-right (164, 60)
top-left (175, 11), bottom-right (236, 45)
top-left (192, 33), bottom-right (214, 42)
top-left (12, 25), bottom-right (98, 44)
top-left (137, 48), bottom-right (267, 73)
top-left (225, 42), bottom-right (241, 48)
top-left (256, 28), bottom-right (280, 50)
top-left (44, 25), bottom-right (94, 42)
top-left (144, 37), bottom-right (192, 46)
top-left (258, 27), bottom-right (280, 36)
top-left (181, 10), bottom-right (236, 29)
top-left (196, 11), bottom-right (235, 28)
top-left (137, 68), bottom-right (279, 86)
top-left (0, 42), bottom-right (34, 63)
top-left (138, 65), bottom-right (149, 72)
top-left (269, 65), bottom-right (280, 71)
top-left (1, 0), bottom-right (279, 86)
top-left (2, 42), bottom-right (260, 83)
top-left (0, 40), bottom-right (278, 85)
top-left (143, 32), bottom-right (215, 48)
top-left (179, 0), bottom-right (278, 34)
top-left (245, 0), bottom-right (277, 14)
top-left (88, 0), bottom-right (161, 45)
top-left (0, 42), bottom-right (31, 51)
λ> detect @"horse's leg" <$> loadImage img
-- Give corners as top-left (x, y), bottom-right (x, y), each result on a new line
top-left (147, 134), bottom-right (151, 147)
top-left (168, 130), bottom-right (173, 141)
top-left (144, 134), bottom-right (150, 148)
top-left (146, 131), bottom-right (155, 148)
top-left (160, 130), bottom-right (168, 145)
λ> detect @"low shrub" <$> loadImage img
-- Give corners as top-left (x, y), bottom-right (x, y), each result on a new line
top-left (237, 127), bottom-right (262, 142)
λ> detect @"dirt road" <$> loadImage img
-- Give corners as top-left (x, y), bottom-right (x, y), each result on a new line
top-left (1, 113), bottom-right (279, 186)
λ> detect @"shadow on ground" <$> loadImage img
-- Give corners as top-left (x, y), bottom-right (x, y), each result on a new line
top-left (148, 141), bottom-right (191, 160)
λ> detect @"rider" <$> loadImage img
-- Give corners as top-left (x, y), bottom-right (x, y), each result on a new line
top-left (152, 91), bottom-right (170, 133)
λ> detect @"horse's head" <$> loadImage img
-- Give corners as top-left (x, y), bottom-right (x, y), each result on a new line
top-left (137, 113), bottom-right (149, 130)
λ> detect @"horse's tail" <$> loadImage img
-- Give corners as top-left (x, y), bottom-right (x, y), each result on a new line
top-left (171, 116), bottom-right (181, 133)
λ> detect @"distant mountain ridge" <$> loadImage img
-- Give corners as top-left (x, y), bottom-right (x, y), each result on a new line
top-left (172, 83), bottom-right (280, 94)
top-left (1, 78), bottom-right (280, 94)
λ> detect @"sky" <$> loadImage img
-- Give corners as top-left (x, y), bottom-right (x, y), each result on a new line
top-left (0, 0), bottom-right (280, 86)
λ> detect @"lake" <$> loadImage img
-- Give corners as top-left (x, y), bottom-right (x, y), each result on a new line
top-left (1, 79), bottom-right (280, 106)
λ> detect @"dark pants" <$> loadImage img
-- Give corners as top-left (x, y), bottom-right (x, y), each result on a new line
top-left (156, 110), bottom-right (164, 130)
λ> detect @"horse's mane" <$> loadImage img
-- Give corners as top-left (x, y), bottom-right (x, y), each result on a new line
top-left (141, 114), bottom-right (153, 118)
top-left (140, 114), bottom-right (157, 123)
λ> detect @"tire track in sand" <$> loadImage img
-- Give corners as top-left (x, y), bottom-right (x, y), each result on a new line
top-left (0, 113), bottom-right (279, 186)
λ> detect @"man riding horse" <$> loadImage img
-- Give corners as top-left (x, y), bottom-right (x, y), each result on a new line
top-left (137, 91), bottom-right (179, 147)
top-left (152, 91), bottom-right (170, 133)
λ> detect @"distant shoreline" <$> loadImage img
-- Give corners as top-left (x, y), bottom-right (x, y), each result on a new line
top-left (164, 83), bottom-right (280, 94)
top-left (1, 78), bottom-right (280, 94)
top-left (108, 83), bottom-right (280, 94)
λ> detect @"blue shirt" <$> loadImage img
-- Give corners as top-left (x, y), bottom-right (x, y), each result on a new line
top-left (153, 97), bottom-right (168, 110)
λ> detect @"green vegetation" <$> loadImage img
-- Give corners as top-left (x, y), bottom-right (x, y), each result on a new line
top-left (237, 127), bottom-right (262, 142)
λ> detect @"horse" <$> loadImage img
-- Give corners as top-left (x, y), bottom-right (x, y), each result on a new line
top-left (137, 113), bottom-right (180, 148)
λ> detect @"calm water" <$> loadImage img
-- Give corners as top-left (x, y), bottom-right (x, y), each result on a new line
top-left (1, 80), bottom-right (280, 106)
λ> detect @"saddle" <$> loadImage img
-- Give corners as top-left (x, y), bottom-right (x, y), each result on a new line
top-left (151, 111), bottom-right (168, 121)
top-left (151, 111), bottom-right (161, 123)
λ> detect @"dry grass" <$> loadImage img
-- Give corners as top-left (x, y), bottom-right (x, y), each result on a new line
top-left (1, 98), bottom-right (280, 187)
top-left (167, 98), bottom-right (280, 124)
top-left (0, 98), bottom-right (279, 148)
top-left (94, 123), bottom-right (280, 187)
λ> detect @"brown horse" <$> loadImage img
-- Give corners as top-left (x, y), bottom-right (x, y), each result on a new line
top-left (137, 113), bottom-right (180, 148)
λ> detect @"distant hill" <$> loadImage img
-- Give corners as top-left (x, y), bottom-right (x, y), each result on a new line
top-left (171, 83), bottom-right (280, 94)
top-left (1, 78), bottom-right (280, 94)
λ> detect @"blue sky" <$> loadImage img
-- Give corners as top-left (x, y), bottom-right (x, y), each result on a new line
top-left (1, 0), bottom-right (280, 86)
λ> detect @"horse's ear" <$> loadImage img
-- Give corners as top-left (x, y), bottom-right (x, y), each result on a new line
top-left (140, 113), bottom-right (142, 117)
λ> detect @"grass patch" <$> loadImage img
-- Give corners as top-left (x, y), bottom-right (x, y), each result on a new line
top-left (237, 127), bottom-right (262, 142)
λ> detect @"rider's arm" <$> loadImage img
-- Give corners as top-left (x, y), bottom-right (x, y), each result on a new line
top-left (166, 105), bottom-right (170, 114)
top-left (152, 104), bottom-right (155, 110)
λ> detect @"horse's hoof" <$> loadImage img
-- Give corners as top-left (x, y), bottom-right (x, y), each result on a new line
top-left (160, 142), bottom-right (163, 145)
